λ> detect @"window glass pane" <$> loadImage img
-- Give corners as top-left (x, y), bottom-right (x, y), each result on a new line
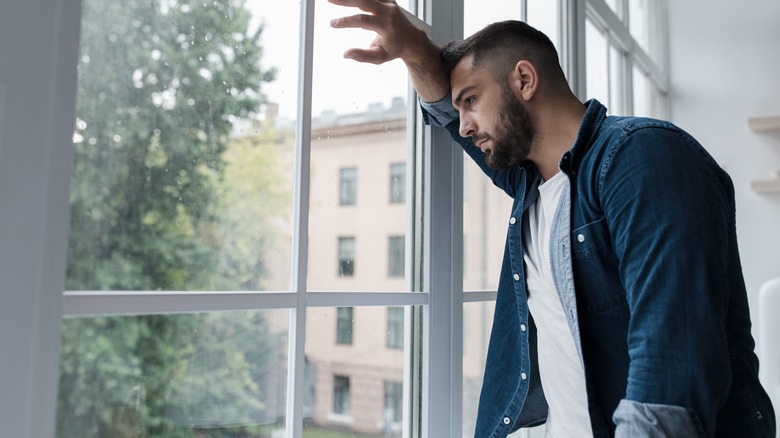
top-left (651, 85), bottom-right (668, 119)
top-left (384, 381), bottom-right (403, 425)
top-left (388, 235), bottom-right (405, 278)
top-left (67, 0), bottom-right (295, 292)
top-left (338, 236), bottom-right (355, 277)
top-left (463, 163), bottom-right (513, 291)
top-left (609, 45), bottom-right (626, 115)
top-left (390, 162), bottom-right (406, 204)
top-left (527, 0), bottom-right (560, 52)
top-left (333, 376), bottom-right (351, 415)
top-left (632, 65), bottom-right (651, 117)
top-left (387, 307), bottom-right (404, 349)
top-left (340, 167), bottom-right (358, 205)
top-left (462, 301), bottom-right (494, 437)
top-left (306, 307), bottom-right (406, 437)
top-left (307, 1), bottom-right (410, 292)
top-left (464, 0), bottom-right (522, 36)
top-left (337, 307), bottom-right (354, 344)
top-left (462, 301), bottom-right (546, 437)
top-left (57, 310), bottom-right (289, 437)
top-left (462, 0), bottom-right (523, 293)
top-left (629, 0), bottom-right (649, 53)
top-left (586, 19), bottom-right (609, 106)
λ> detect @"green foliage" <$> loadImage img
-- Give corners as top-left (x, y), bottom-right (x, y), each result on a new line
top-left (208, 128), bottom-right (292, 291)
top-left (67, 0), bottom-right (276, 292)
top-left (58, 0), bottom-right (290, 436)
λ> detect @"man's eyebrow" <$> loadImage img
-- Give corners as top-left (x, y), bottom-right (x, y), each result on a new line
top-left (453, 85), bottom-right (476, 109)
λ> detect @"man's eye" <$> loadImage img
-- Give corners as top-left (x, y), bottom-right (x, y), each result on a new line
top-left (465, 96), bottom-right (475, 105)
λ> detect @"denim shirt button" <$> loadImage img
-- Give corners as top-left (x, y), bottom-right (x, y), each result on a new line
top-left (520, 323), bottom-right (527, 332)
top-left (513, 273), bottom-right (520, 281)
top-left (577, 233), bottom-right (585, 243)
top-left (503, 416), bottom-right (511, 425)
top-left (521, 372), bottom-right (527, 380)
top-left (509, 217), bottom-right (517, 225)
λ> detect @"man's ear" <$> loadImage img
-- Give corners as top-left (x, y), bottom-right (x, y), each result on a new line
top-left (510, 60), bottom-right (538, 102)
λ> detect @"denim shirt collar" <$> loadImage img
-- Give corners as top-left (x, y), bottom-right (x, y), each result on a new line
top-left (559, 99), bottom-right (609, 176)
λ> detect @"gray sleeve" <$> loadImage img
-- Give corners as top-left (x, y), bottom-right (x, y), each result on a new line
top-left (418, 93), bottom-right (458, 127)
top-left (613, 399), bottom-right (706, 438)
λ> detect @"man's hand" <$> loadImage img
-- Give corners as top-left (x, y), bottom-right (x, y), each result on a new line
top-left (328, 0), bottom-right (450, 102)
top-left (328, 0), bottom-right (427, 65)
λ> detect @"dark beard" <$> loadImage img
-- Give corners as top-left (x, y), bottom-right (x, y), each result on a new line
top-left (482, 84), bottom-right (536, 170)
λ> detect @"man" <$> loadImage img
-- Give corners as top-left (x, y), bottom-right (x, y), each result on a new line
top-left (330, 1), bottom-right (776, 437)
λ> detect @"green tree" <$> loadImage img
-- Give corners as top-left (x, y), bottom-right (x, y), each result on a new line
top-left (58, 0), bottom-right (288, 436)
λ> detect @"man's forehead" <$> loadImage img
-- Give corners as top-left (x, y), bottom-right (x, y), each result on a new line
top-left (451, 55), bottom-right (479, 92)
top-left (451, 55), bottom-right (491, 107)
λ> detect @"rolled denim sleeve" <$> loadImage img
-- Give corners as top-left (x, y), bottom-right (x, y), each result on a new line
top-left (418, 94), bottom-right (458, 127)
top-left (599, 124), bottom-right (734, 437)
top-left (613, 399), bottom-right (705, 437)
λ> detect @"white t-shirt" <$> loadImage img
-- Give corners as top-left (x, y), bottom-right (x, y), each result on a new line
top-left (523, 171), bottom-right (593, 438)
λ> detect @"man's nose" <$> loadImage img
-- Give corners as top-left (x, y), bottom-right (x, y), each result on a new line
top-left (459, 115), bottom-right (475, 138)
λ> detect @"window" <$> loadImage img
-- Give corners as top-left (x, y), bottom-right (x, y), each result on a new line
top-left (586, 19), bottom-right (609, 106)
top-left (586, 0), bottom-right (667, 118)
top-left (56, 0), bottom-right (416, 436)
top-left (384, 381), bottom-right (403, 425)
top-left (338, 237), bottom-right (355, 277)
top-left (333, 375), bottom-right (351, 416)
top-left (387, 307), bottom-right (404, 349)
top-left (14, 0), bottom-right (670, 436)
top-left (390, 162), bottom-right (405, 203)
top-left (336, 307), bottom-right (353, 345)
top-left (339, 167), bottom-right (357, 205)
top-left (388, 235), bottom-right (405, 278)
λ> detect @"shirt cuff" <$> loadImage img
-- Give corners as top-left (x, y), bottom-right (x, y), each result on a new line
top-left (418, 93), bottom-right (458, 127)
top-left (613, 399), bottom-right (705, 438)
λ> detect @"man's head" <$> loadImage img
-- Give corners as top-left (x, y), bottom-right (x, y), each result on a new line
top-left (443, 21), bottom-right (568, 170)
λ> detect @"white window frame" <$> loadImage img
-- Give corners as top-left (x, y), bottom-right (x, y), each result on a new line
top-left (0, 1), bottom-right (668, 437)
top-left (576, 0), bottom-right (670, 116)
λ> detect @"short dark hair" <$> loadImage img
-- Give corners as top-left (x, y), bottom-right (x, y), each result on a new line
top-left (442, 21), bottom-right (567, 89)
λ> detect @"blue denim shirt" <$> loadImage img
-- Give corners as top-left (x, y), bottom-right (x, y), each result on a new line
top-left (421, 98), bottom-right (776, 438)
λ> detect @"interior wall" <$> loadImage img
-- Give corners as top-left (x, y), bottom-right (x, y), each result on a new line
top-left (668, 1), bottom-right (780, 422)
top-left (668, 1), bottom-right (780, 322)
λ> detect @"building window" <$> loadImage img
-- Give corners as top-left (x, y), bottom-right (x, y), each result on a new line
top-left (336, 307), bottom-right (353, 345)
top-left (338, 237), bottom-right (355, 277)
top-left (340, 167), bottom-right (357, 205)
top-left (390, 162), bottom-right (405, 203)
top-left (333, 375), bottom-right (351, 415)
top-left (384, 381), bottom-right (403, 425)
top-left (387, 307), bottom-right (404, 349)
top-left (388, 235), bottom-right (405, 278)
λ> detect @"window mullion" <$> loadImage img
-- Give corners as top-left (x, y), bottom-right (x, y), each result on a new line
top-left (420, 1), bottom-right (464, 437)
top-left (286, 0), bottom-right (315, 436)
top-left (0, 2), bottom-right (82, 436)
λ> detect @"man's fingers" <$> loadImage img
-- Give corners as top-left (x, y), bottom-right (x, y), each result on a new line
top-left (327, 0), bottom-right (386, 14)
top-left (343, 47), bottom-right (390, 65)
top-left (330, 13), bottom-right (383, 32)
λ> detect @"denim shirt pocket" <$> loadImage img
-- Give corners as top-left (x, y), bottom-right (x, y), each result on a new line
top-left (571, 217), bottom-right (610, 259)
top-left (571, 217), bottom-right (627, 316)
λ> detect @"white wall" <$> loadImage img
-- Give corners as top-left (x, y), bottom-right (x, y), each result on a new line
top-left (668, 0), bottom-right (780, 423)
top-left (668, 1), bottom-right (780, 321)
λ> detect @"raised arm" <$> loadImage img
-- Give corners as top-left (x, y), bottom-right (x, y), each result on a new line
top-left (328, 0), bottom-right (449, 103)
